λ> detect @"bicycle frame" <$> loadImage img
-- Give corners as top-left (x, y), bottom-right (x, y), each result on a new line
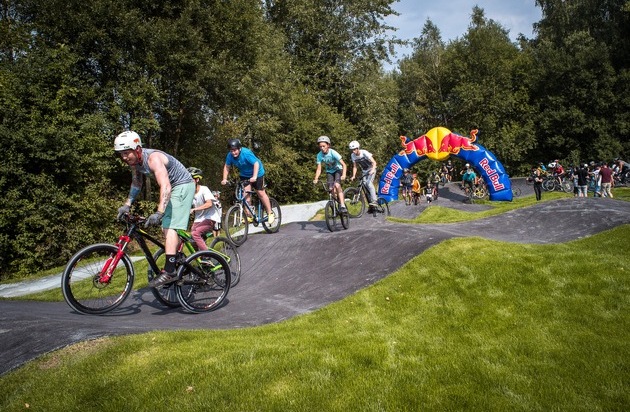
top-left (234, 181), bottom-right (269, 225)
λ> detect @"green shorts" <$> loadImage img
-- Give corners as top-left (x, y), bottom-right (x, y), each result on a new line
top-left (162, 182), bottom-right (195, 230)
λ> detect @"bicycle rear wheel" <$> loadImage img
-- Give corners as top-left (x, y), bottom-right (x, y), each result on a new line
top-left (343, 187), bottom-right (365, 218)
top-left (262, 197), bottom-right (282, 233)
top-left (61, 244), bottom-right (134, 314)
top-left (176, 250), bottom-right (230, 313)
top-left (148, 249), bottom-right (181, 308)
top-left (224, 204), bottom-right (248, 246)
top-left (209, 236), bottom-right (241, 287)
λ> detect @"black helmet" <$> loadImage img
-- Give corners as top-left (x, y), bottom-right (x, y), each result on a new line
top-left (187, 167), bottom-right (203, 179)
top-left (227, 139), bottom-right (242, 150)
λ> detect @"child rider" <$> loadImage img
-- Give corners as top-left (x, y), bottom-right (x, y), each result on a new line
top-left (312, 135), bottom-right (348, 213)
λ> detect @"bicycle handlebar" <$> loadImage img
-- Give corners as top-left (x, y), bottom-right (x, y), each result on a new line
top-left (118, 213), bottom-right (147, 225)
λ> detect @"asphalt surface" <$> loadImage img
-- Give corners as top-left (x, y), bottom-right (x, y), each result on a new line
top-left (1, 180), bottom-right (629, 376)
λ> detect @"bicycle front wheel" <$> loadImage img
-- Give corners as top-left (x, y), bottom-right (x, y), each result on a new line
top-left (176, 250), bottom-right (230, 313)
top-left (512, 187), bottom-right (522, 197)
top-left (148, 249), bottom-right (181, 308)
top-left (542, 178), bottom-right (554, 192)
top-left (61, 244), bottom-right (134, 315)
top-left (209, 236), bottom-right (241, 287)
top-left (262, 197), bottom-right (282, 234)
top-left (224, 204), bottom-right (248, 246)
top-left (324, 200), bottom-right (337, 232)
top-left (343, 187), bottom-right (365, 218)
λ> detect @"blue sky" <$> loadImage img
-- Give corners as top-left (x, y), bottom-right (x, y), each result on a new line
top-left (383, 0), bottom-right (542, 69)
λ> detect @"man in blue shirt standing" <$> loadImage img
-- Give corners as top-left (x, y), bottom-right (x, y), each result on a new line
top-left (221, 139), bottom-right (275, 224)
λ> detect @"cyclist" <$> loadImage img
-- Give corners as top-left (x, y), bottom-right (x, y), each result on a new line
top-left (221, 138), bottom-right (275, 225)
top-left (313, 135), bottom-right (347, 213)
top-left (400, 168), bottom-right (413, 205)
top-left (444, 159), bottom-right (454, 182)
top-left (114, 130), bottom-right (195, 287)
top-left (188, 167), bottom-right (222, 251)
top-left (461, 163), bottom-right (476, 198)
top-left (430, 171), bottom-right (440, 200)
top-left (348, 140), bottom-right (378, 208)
top-left (411, 173), bottom-right (422, 204)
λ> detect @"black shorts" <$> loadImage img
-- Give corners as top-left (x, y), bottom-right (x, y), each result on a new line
top-left (240, 175), bottom-right (266, 191)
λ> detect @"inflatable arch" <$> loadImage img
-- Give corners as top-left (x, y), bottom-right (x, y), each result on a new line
top-left (378, 127), bottom-right (513, 202)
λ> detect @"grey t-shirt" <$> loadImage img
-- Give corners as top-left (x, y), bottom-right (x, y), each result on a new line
top-left (351, 149), bottom-right (375, 173)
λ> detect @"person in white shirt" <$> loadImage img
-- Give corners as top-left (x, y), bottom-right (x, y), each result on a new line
top-left (188, 167), bottom-right (221, 251)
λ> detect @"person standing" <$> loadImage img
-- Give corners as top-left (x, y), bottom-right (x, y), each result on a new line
top-left (188, 167), bottom-right (221, 251)
top-left (114, 131), bottom-right (195, 287)
top-left (221, 139), bottom-right (275, 224)
top-left (600, 162), bottom-right (614, 198)
top-left (532, 166), bottom-right (543, 201)
top-left (576, 164), bottom-right (589, 197)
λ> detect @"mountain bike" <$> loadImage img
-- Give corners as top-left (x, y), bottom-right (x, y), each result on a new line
top-left (343, 171), bottom-right (378, 218)
top-left (320, 182), bottom-right (349, 232)
top-left (223, 180), bottom-right (282, 246)
top-left (61, 213), bottom-right (231, 314)
top-left (542, 175), bottom-right (572, 192)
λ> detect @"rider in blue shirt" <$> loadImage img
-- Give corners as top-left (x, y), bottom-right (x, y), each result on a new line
top-left (313, 135), bottom-right (347, 212)
top-left (221, 139), bottom-right (274, 224)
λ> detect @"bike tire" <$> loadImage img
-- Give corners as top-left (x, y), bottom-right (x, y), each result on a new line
top-left (561, 180), bottom-right (573, 193)
top-left (373, 197), bottom-right (391, 219)
top-left (340, 206), bottom-right (349, 230)
top-left (343, 187), bottom-right (365, 218)
top-left (542, 178), bottom-right (554, 192)
top-left (176, 250), bottom-right (230, 313)
top-left (209, 236), bottom-right (241, 287)
top-left (148, 249), bottom-right (181, 308)
top-left (224, 204), bottom-right (248, 246)
top-left (473, 186), bottom-right (487, 199)
top-left (262, 197), bottom-right (282, 234)
top-left (61, 243), bottom-right (134, 315)
top-left (512, 187), bottom-right (522, 197)
top-left (324, 200), bottom-right (337, 232)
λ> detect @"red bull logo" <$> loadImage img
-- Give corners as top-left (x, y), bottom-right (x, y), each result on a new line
top-left (399, 135), bottom-right (437, 157)
top-left (380, 163), bottom-right (400, 194)
top-left (400, 128), bottom-right (479, 162)
top-left (438, 129), bottom-right (479, 156)
top-left (479, 158), bottom-right (505, 191)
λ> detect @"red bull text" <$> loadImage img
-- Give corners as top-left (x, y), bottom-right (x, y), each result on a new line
top-left (478, 158), bottom-right (505, 191)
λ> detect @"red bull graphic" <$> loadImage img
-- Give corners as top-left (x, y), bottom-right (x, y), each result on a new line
top-left (379, 127), bottom-right (512, 202)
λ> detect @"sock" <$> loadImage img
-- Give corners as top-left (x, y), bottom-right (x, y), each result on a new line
top-left (164, 254), bottom-right (176, 273)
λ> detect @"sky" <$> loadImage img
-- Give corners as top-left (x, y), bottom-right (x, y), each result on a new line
top-left (383, 0), bottom-right (542, 69)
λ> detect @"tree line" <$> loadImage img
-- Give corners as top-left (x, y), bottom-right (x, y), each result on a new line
top-left (1, 0), bottom-right (628, 279)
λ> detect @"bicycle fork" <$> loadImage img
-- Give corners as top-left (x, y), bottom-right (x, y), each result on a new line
top-left (99, 235), bottom-right (130, 284)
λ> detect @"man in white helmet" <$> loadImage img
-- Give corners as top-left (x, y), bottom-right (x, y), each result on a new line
top-left (348, 140), bottom-right (378, 207)
top-left (114, 130), bottom-right (195, 287)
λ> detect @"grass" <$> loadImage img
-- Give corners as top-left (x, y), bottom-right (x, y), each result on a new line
top-left (1, 223), bottom-right (629, 410)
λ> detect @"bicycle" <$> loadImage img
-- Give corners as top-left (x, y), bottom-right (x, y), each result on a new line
top-left (542, 175), bottom-right (573, 192)
top-left (61, 213), bottom-right (231, 314)
top-left (223, 180), bottom-right (282, 247)
top-left (343, 171), bottom-right (378, 218)
top-left (319, 182), bottom-right (349, 232)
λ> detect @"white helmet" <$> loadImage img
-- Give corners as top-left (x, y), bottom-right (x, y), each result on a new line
top-left (317, 135), bottom-right (331, 145)
top-left (465, 163), bottom-right (470, 168)
top-left (348, 140), bottom-right (360, 150)
top-left (114, 131), bottom-right (142, 151)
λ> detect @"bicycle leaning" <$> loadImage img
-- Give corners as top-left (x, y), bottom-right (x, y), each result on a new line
top-left (223, 179), bottom-right (282, 247)
top-left (61, 213), bottom-right (231, 314)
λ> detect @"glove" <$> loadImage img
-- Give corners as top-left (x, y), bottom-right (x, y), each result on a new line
top-left (144, 211), bottom-right (164, 228)
top-left (117, 204), bottom-right (130, 220)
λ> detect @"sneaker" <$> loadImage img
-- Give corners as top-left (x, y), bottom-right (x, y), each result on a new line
top-left (241, 215), bottom-right (254, 224)
top-left (368, 201), bottom-right (378, 207)
top-left (148, 270), bottom-right (177, 288)
top-left (267, 212), bottom-right (275, 225)
top-left (339, 206), bottom-right (348, 214)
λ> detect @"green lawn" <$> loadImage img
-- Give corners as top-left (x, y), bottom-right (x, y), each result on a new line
top-left (1, 188), bottom-right (629, 411)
